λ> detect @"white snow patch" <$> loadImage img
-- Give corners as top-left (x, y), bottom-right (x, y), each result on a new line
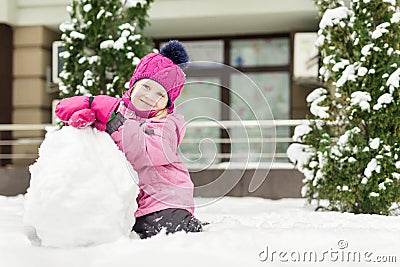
top-left (364, 158), bottom-right (381, 178)
top-left (292, 124), bottom-right (312, 142)
top-left (373, 93), bottom-right (393, 110)
top-left (70, 31), bottom-right (85, 40)
top-left (319, 7), bottom-right (353, 29)
top-left (369, 138), bottom-right (380, 149)
top-left (100, 40), bottom-right (115, 49)
top-left (350, 91), bottom-right (371, 111)
top-left (371, 22), bottom-right (390, 39)
top-left (336, 64), bottom-right (356, 87)
top-left (361, 44), bottom-right (374, 56)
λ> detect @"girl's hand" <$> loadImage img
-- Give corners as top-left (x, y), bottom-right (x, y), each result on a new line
top-left (68, 109), bottom-right (96, 129)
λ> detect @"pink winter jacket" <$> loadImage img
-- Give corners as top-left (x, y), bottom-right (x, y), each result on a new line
top-left (111, 105), bottom-right (195, 217)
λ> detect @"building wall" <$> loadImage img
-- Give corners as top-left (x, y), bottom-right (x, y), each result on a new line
top-left (12, 26), bottom-right (59, 165)
top-left (0, 0), bottom-right (319, 196)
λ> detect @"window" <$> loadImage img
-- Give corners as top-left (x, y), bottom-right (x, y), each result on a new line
top-left (156, 35), bottom-right (291, 165)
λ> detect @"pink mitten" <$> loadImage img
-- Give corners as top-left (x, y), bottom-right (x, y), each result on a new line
top-left (55, 96), bottom-right (90, 122)
top-left (68, 109), bottom-right (96, 129)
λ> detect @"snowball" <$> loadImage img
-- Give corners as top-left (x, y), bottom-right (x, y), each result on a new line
top-left (370, 192), bottom-right (379, 197)
top-left (361, 177), bottom-right (368, 184)
top-left (396, 161), bottom-right (400, 168)
top-left (24, 127), bottom-right (138, 247)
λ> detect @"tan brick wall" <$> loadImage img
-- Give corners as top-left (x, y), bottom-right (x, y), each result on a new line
top-left (12, 26), bottom-right (60, 165)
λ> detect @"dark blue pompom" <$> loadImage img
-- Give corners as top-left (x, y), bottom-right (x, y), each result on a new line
top-left (160, 40), bottom-right (189, 66)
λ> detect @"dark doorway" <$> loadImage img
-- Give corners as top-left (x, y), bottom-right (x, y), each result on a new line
top-left (0, 24), bottom-right (13, 166)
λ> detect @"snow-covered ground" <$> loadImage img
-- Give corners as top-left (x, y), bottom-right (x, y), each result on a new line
top-left (1, 195), bottom-right (400, 267)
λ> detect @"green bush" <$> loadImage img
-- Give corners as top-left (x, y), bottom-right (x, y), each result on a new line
top-left (288, 0), bottom-right (400, 215)
top-left (58, 0), bottom-right (154, 97)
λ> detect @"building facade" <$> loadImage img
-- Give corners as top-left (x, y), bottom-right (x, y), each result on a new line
top-left (0, 0), bottom-right (320, 197)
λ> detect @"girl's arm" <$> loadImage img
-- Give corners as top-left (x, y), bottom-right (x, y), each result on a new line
top-left (110, 117), bottom-right (183, 168)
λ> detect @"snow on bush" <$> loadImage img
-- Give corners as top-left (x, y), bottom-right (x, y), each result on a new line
top-left (288, 0), bottom-right (400, 215)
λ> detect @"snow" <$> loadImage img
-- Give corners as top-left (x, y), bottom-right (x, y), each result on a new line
top-left (83, 4), bottom-right (92, 12)
top-left (286, 143), bottom-right (314, 171)
top-left (24, 127), bottom-right (138, 247)
top-left (396, 161), bottom-right (400, 169)
top-left (385, 0), bottom-right (397, 6)
top-left (373, 93), bottom-right (393, 110)
top-left (371, 22), bottom-right (390, 39)
top-left (113, 37), bottom-right (127, 50)
top-left (361, 44), bottom-right (374, 56)
top-left (100, 40), bottom-right (114, 49)
top-left (336, 64), bottom-right (356, 87)
top-left (319, 7), bottom-right (353, 29)
top-left (387, 68), bottom-right (400, 89)
top-left (369, 138), bottom-right (380, 150)
top-left (306, 88), bottom-right (330, 119)
top-left (121, 0), bottom-right (147, 8)
top-left (2, 195), bottom-right (400, 266)
top-left (350, 91), bottom-right (371, 111)
top-left (332, 59), bottom-right (349, 72)
top-left (357, 67), bottom-right (368, 76)
top-left (96, 9), bottom-right (105, 19)
top-left (292, 124), bottom-right (312, 142)
top-left (391, 12), bottom-right (400, 23)
top-left (70, 31), bottom-right (86, 40)
top-left (364, 158), bottom-right (381, 178)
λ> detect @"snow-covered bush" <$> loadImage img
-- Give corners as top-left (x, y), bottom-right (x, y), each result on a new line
top-left (59, 0), bottom-right (154, 97)
top-left (288, 0), bottom-right (400, 215)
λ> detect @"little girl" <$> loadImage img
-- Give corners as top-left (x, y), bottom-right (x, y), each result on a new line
top-left (55, 40), bottom-right (203, 239)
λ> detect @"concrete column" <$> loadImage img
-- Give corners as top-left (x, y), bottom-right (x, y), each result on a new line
top-left (12, 25), bottom-right (59, 165)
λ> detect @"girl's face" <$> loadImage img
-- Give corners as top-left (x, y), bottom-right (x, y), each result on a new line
top-left (130, 79), bottom-right (169, 111)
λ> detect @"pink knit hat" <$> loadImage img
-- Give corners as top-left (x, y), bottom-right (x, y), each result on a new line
top-left (128, 40), bottom-right (189, 113)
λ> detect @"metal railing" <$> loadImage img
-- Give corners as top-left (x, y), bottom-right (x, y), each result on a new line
top-left (0, 120), bottom-right (308, 168)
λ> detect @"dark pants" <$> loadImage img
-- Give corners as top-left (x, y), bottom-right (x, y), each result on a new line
top-left (132, 208), bottom-right (203, 239)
